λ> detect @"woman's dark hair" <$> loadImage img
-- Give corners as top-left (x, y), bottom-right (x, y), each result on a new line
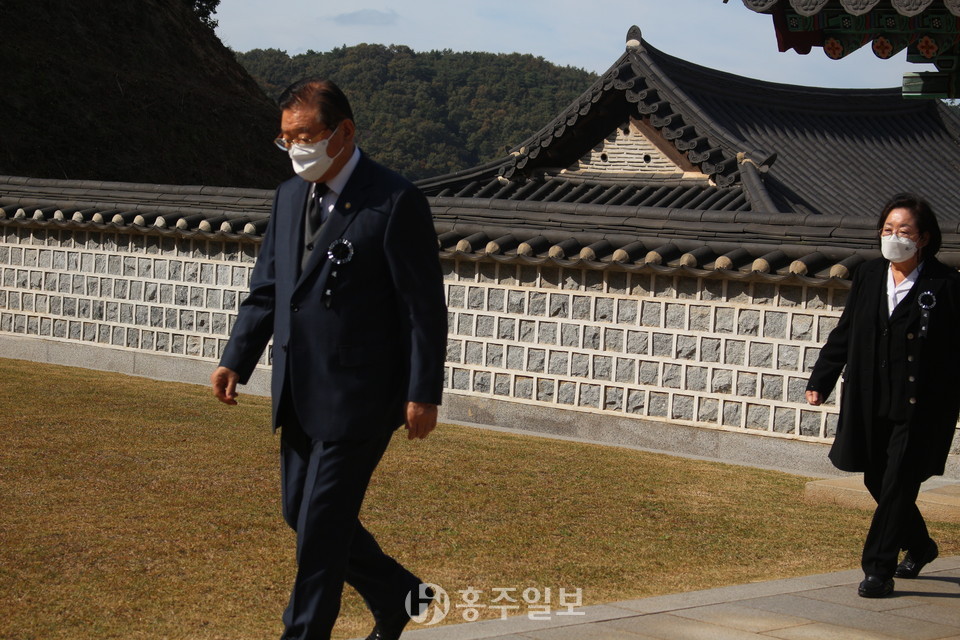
top-left (277, 78), bottom-right (354, 129)
top-left (876, 192), bottom-right (942, 259)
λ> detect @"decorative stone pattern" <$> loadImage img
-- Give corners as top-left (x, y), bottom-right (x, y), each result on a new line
top-left (0, 225), bottom-right (265, 364)
top-left (441, 257), bottom-right (850, 442)
top-left (0, 225), bottom-right (955, 452)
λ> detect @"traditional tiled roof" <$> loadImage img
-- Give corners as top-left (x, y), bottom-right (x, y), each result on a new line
top-left (417, 25), bottom-right (960, 280)
top-left (0, 175), bottom-right (273, 238)
top-left (741, 0), bottom-right (960, 60)
top-left (743, 0), bottom-right (960, 21)
top-left (3, 26), bottom-right (959, 283)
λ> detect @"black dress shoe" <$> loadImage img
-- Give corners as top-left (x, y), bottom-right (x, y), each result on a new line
top-left (365, 585), bottom-right (435, 640)
top-left (895, 540), bottom-right (938, 579)
top-left (364, 616), bottom-right (407, 640)
top-left (858, 575), bottom-right (894, 598)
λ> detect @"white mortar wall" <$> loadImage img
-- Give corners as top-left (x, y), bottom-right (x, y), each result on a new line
top-left (441, 258), bottom-right (843, 443)
top-left (3, 223), bottom-right (956, 456)
top-left (0, 226), bottom-right (267, 367)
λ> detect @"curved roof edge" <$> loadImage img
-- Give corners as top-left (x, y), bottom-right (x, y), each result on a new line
top-left (419, 24), bottom-right (918, 199)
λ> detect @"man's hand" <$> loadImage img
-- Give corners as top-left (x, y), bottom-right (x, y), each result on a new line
top-left (405, 402), bottom-right (438, 440)
top-left (211, 366), bottom-right (240, 405)
top-left (805, 390), bottom-right (824, 406)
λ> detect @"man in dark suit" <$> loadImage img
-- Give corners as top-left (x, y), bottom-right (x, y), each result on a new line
top-left (211, 78), bottom-right (447, 640)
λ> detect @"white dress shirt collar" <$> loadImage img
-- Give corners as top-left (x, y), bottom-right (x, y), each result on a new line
top-left (886, 262), bottom-right (922, 317)
top-left (323, 146), bottom-right (361, 197)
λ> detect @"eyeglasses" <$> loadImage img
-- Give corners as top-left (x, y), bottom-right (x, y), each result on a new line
top-left (273, 129), bottom-right (330, 151)
top-left (879, 227), bottom-right (919, 240)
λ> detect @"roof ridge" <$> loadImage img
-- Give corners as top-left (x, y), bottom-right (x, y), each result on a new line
top-left (0, 174), bottom-right (274, 199)
top-left (630, 34), bottom-right (776, 174)
top-left (638, 35), bottom-right (920, 114)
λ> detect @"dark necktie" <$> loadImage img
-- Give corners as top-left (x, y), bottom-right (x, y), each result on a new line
top-left (301, 183), bottom-right (330, 274)
top-left (308, 182), bottom-right (329, 232)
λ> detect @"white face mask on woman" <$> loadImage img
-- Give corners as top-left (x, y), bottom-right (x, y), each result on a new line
top-left (288, 125), bottom-right (342, 182)
top-left (880, 234), bottom-right (918, 263)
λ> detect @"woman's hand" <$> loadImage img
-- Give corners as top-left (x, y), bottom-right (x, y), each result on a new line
top-left (805, 390), bottom-right (824, 406)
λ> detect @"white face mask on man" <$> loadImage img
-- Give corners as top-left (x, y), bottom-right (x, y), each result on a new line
top-left (880, 234), bottom-right (918, 263)
top-left (288, 125), bottom-right (342, 182)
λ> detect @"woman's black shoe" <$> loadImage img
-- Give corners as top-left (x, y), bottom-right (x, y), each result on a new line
top-left (894, 540), bottom-right (938, 579)
top-left (858, 575), bottom-right (894, 598)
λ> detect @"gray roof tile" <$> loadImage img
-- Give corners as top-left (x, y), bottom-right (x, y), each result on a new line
top-left (4, 28), bottom-right (958, 282)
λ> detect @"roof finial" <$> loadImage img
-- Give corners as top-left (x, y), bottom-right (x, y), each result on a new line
top-left (626, 25), bottom-right (642, 50)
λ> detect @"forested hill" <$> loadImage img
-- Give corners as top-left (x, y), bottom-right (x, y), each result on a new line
top-left (236, 46), bottom-right (598, 181)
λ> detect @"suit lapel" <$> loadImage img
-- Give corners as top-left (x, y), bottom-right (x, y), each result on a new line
top-left (294, 153), bottom-right (374, 293)
top-left (281, 179), bottom-right (311, 286)
top-left (860, 259), bottom-right (886, 320)
top-left (909, 261), bottom-right (947, 325)
top-left (889, 287), bottom-right (918, 324)
top-left (885, 260), bottom-right (947, 327)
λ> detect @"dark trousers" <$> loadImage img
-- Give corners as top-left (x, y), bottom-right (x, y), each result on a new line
top-left (278, 396), bottom-right (418, 640)
top-left (861, 418), bottom-right (932, 579)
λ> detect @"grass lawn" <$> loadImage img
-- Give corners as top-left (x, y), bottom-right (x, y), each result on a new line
top-left (2, 357), bottom-right (958, 640)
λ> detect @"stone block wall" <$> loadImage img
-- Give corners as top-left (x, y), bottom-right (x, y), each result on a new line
top-left (441, 258), bottom-right (845, 442)
top-left (0, 226), bottom-right (265, 367)
top-left (7, 222), bottom-right (957, 457)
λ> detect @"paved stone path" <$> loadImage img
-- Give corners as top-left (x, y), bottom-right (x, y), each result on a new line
top-left (386, 556), bottom-right (960, 640)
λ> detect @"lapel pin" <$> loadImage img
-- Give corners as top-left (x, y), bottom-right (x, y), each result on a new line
top-left (327, 238), bottom-right (354, 265)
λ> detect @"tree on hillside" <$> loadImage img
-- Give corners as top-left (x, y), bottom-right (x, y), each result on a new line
top-left (236, 45), bottom-right (598, 180)
top-left (186, 0), bottom-right (219, 29)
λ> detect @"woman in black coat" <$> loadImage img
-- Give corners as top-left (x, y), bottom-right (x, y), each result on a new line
top-left (806, 193), bottom-right (960, 598)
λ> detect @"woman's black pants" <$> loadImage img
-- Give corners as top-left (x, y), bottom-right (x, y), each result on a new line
top-left (861, 417), bottom-right (932, 579)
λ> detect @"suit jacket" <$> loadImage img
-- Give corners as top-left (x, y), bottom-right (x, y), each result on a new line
top-left (808, 256), bottom-right (960, 479)
top-left (219, 152), bottom-right (448, 440)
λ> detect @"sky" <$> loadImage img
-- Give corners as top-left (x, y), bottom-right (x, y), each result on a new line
top-left (214, 0), bottom-right (934, 90)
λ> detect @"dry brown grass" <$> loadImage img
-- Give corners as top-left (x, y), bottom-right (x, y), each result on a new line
top-left (2, 357), bottom-right (958, 640)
